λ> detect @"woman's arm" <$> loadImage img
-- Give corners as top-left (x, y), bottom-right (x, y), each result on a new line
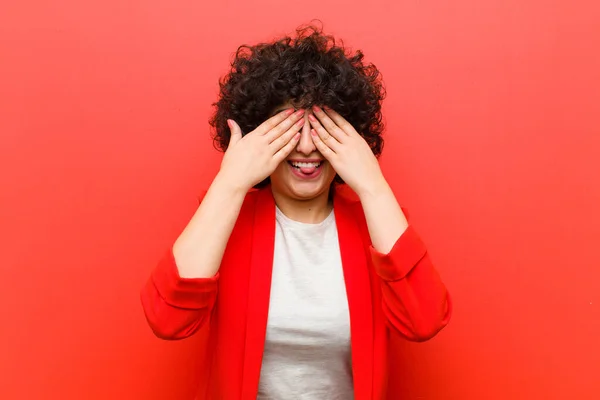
top-left (141, 109), bottom-right (305, 340)
top-left (357, 179), bottom-right (408, 254)
top-left (359, 180), bottom-right (452, 341)
top-left (307, 106), bottom-right (451, 341)
top-left (140, 174), bottom-right (246, 340)
top-left (173, 175), bottom-right (248, 279)
top-left (173, 110), bottom-right (305, 278)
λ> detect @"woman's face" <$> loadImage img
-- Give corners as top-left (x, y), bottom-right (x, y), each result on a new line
top-left (269, 104), bottom-right (337, 202)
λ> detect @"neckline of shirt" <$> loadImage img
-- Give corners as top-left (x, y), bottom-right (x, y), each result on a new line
top-left (275, 206), bottom-right (336, 229)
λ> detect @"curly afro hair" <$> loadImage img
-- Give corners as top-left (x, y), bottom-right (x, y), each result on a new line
top-left (209, 23), bottom-right (386, 187)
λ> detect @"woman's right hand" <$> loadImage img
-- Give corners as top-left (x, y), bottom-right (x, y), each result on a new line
top-left (218, 108), bottom-right (306, 191)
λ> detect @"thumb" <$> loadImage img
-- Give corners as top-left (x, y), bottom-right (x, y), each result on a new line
top-left (227, 119), bottom-right (242, 146)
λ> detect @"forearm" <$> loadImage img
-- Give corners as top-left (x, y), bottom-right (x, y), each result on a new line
top-left (358, 178), bottom-right (409, 254)
top-left (173, 173), bottom-right (247, 278)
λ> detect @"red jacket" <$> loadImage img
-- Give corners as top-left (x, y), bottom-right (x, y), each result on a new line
top-left (141, 185), bottom-right (451, 399)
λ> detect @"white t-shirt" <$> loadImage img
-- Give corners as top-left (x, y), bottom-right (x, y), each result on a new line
top-left (257, 206), bottom-right (354, 399)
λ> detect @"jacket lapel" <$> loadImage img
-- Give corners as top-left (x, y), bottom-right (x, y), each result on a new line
top-left (241, 188), bottom-right (276, 400)
top-left (334, 187), bottom-right (374, 400)
top-left (240, 185), bottom-right (374, 400)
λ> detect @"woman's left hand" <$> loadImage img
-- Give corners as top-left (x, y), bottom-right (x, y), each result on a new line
top-left (309, 105), bottom-right (387, 197)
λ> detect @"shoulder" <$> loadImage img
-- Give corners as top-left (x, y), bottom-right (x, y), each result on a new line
top-left (333, 184), bottom-right (368, 231)
top-left (333, 183), bottom-right (411, 220)
top-left (228, 187), bottom-right (272, 224)
top-left (333, 184), bottom-right (363, 216)
top-left (240, 187), bottom-right (267, 211)
top-left (333, 184), bottom-right (361, 204)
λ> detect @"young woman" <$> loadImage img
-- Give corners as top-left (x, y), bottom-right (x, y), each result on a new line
top-left (141, 25), bottom-right (451, 400)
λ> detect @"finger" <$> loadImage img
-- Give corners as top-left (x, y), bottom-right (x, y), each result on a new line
top-left (308, 114), bottom-right (342, 152)
top-left (269, 118), bottom-right (305, 152)
top-left (273, 131), bottom-right (302, 164)
top-left (253, 108), bottom-right (295, 136)
top-left (310, 129), bottom-right (337, 159)
top-left (323, 106), bottom-right (359, 136)
top-left (312, 105), bottom-right (348, 140)
top-left (265, 109), bottom-right (306, 143)
top-left (227, 119), bottom-right (242, 146)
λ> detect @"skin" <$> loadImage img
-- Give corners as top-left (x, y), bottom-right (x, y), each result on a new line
top-left (173, 108), bottom-right (305, 278)
top-left (172, 103), bottom-right (409, 279)
top-left (307, 105), bottom-right (409, 254)
top-left (269, 104), bottom-right (337, 224)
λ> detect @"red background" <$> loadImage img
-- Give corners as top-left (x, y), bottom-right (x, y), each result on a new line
top-left (1, 0), bottom-right (599, 399)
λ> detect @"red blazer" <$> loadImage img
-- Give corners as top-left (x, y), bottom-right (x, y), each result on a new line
top-left (141, 185), bottom-right (451, 400)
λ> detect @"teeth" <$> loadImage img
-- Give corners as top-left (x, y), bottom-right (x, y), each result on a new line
top-left (291, 161), bottom-right (321, 168)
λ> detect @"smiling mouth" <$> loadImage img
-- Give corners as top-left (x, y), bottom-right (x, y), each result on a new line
top-left (288, 161), bottom-right (323, 169)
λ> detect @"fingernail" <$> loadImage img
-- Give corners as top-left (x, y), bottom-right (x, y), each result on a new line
top-left (296, 118), bottom-right (305, 127)
top-left (295, 109), bottom-right (305, 117)
top-left (313, 105), bottom-right (322, 113)
top-left (311, 129), bottom-right (317, 136)
top-left (227, 119), bottom-right (233, 128)
top-left (294, 132), bottom-right (301, 140)
top-left (285, 108), bottom-right (295, 116)
top-left (308, 114), bottom-right (317, 122)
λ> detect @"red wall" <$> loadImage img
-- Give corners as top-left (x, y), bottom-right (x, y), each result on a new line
top-left (1, 1), bottom-right (599, 399)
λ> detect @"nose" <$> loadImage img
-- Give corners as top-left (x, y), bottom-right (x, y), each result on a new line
top-left (295, 110), bottom-right (317, 155)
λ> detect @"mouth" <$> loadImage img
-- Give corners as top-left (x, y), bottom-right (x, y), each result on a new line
top-left (287, 160), bottom-right (324, 179)
top-left (288, 160), bottom-right (323, 169)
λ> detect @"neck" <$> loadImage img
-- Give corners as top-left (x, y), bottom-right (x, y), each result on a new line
top-left (271, 186), bottom-right (334, 224)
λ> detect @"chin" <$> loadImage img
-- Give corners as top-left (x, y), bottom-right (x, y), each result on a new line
top-left (270, 177), bottom-right (333, 202)
top-left (287, 182), bottom-right (330, 200)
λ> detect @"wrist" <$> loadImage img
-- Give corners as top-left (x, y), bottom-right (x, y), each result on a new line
top-left (356, 175), bottom-right (390, 200)
top-left (213, 171), bottom-right (250, 198)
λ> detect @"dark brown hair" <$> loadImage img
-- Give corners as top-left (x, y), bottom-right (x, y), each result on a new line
top-left (210, 24), bottom-right (386, 186)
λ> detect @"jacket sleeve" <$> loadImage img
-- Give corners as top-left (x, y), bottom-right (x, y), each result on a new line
top-left (370, 225), bottom-right (452, 341)
top-left (140, 249), bottom-right (219, 340)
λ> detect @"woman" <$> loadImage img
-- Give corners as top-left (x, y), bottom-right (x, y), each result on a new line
top-left (141, 25), bottom-right (451, 400)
